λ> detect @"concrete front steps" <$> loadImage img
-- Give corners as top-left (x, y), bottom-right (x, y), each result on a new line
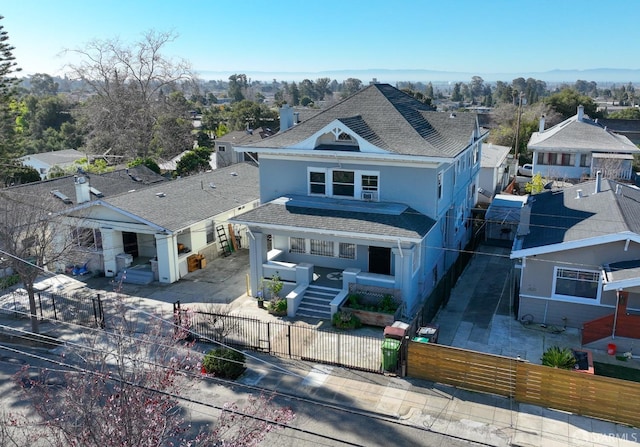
top-left (296, 285), bottom-right (341, 320)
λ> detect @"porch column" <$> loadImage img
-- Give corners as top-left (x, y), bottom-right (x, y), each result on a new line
top-left (101, 229), bottom-right (122, 277)
top-left (155, 233), bottom-right (178, 283)
top-left (392, 246), bottom-right (414, 301)
top-left (248, 231), bottom-right (267, 296)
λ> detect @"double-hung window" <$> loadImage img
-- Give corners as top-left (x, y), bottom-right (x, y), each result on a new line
top-left (309, 170), bottom-right (326, 195)
top-left (332, 170), bottom-right (355, 197)
top-left (553, 267), bottom-right (600, 301)
top-left (308, 167), bottom-right (379, 200)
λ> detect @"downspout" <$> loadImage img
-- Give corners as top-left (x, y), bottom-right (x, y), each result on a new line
top-left (612, 289), bottom-right (621, 339)
top-left (396, 239), bottom-right (403, 257)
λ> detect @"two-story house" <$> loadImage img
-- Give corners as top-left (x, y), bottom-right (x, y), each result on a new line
top-left (231, 84), bottom-right (487, 319)
top-left (527, 105), bottom-right (639, 181)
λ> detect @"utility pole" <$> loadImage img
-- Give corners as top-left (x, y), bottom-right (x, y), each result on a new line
top-left (514, 91), bottom-right (525, 175)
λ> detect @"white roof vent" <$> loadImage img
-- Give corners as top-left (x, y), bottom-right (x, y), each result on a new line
top-left (576, 189), bottom-right (583, 199)
top-left (156, 192), bottom-right (166, 198)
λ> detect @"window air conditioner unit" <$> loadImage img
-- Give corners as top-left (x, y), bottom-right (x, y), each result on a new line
top-left (361, 191), bottom-right (378, 201)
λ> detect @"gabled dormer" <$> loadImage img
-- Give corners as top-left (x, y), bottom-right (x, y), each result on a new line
top-left (295, 119), bottom-right (389, 154)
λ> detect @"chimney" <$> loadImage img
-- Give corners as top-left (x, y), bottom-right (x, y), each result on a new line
top-left (539, 115), bottom-right (545, 133)
top-left (279, 104), bottom-right (294, 132)
top-left (594, 171), bottom-right (602, 194)
top-left (74, 176), bottom-right (91, 203)
top-left (616, 184), bottom-right (623, 195)
top-left (577, 104), bottom-right (584, 121)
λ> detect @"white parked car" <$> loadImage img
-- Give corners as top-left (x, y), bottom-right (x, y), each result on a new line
top-left (518, 163), bottom-right (533, 177)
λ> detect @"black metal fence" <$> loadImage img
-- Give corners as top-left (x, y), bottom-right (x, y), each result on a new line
top-left (174, 303), bottom-right (385, 373)
top-left (1, 289), bottom-right (104, 328)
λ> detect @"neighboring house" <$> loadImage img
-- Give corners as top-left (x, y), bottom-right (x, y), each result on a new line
top-left (510, 175), bottom-right (640, 339)
top-left (597, 117), bottom-right (640, 146)
top-left (478, 143), bottom-right (512, 204)
top-left (20, 149), bottom-right (86, 180)
top-left (59, 163), bottom-right (259, 284)
top-left (214, 127), bottom-right (276, 168)
top-left (5, 164), bottom-right (259, 285)
top-left (527, 105), bottom-right (640, 181)
top-left (231, 84), bottom-right (487, 319)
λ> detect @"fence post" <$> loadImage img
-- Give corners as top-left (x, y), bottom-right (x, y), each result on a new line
top-left (267, 322), bottom-right (271, 354)
top-left (98, 294), bottom-right (105, 329)
top-left (37, 292), bottom-right (43, 320)
top-left (51, 292), bottom-right (57, 320)
top-left (173, 301), bottom-right (181, 336)
top-left (287, 324), bottom-right (292, 358)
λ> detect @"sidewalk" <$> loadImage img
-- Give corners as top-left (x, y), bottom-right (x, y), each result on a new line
top-left (2, 248), bottom-right (639, 446)
top-left (236, 352), bottom-right (639, 447)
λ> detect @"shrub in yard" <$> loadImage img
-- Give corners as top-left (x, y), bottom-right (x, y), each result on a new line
top-left (202, 348), bottom-right (246, 379)
top-left (541, 346), bottom-right (576, 369)
top-left (332, 310), bottom-right (362, 329)
top-left (266, 297), bottom-right (287, 315)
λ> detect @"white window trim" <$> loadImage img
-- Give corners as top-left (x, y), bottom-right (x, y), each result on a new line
top-left (308, 167), bottom-right (379, 200)
top-left (551, 266), bottom-right (602, 304)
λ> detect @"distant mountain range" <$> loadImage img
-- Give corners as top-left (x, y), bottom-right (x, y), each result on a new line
top-left (197, 68), bottom-right (640, 84)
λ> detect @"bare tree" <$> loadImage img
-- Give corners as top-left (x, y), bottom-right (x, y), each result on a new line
top-left (66, 30), bottom-right (194, 160)
top-left (0, 190), bottom-right (79, 334)
top-left (13, 303), bottom-right (295, 446)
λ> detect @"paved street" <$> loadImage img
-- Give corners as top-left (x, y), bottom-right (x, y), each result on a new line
top-left (2, 247), bottom-right (640, 446)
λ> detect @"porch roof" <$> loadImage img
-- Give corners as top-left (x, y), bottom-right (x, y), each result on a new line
top-left (603, 260), bottom-right (640, 291)
top-left (231, 195), bottom-right (434, 242)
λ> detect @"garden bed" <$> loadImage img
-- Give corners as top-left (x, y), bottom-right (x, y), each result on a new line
top-left (340, 285), bottom-right (402, 327)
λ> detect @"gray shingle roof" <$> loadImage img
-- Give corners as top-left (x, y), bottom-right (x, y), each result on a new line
top-left (528, 115), bottom-right (639, 153)
top-left (231, 195), bottom-right (435, 241)
top-left (5, 165), bottom-right (166, 213)
top-left (104, 163), bottom-right (259, 231)
top-left (242, 84), bottom-right (479, 158)
top-left (20, 149), bottom-right (85, 166)
top-left (519, 179), bottom-right (635, 250)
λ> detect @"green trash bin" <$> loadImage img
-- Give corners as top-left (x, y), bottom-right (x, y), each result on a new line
top-left (381, 338), bottom-right (401, 371)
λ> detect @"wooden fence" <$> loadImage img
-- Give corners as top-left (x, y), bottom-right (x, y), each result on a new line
top-left (408, 341), bottom-right (640, 427)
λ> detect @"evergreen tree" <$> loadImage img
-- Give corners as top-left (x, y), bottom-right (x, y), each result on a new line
top-left (0, 16), bottom-right (21, 160)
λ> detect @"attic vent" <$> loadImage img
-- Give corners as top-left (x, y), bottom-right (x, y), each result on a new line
top-left (89, 187), bottom-right (104, 198)
top-left (51, 190), bottom-right (72, 204)
top-left (209, 183), bottom-right (216, 189)
top-left (230, 172), bottom-right (238, 176)
top-left (449, 113), bottom-right (457, 118)
top-left (156, 192), bottom-right (166, 198)
top-left (129, 175), bottom-right (142, 182)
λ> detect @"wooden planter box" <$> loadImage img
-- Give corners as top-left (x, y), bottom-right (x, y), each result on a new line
top-left (341, 306), bottom-right (401, 327)
top-left (342, 284), bottom-right (403, 327)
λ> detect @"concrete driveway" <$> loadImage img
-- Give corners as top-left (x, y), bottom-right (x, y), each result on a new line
top-left (431, 243), bottom-right (640, 369)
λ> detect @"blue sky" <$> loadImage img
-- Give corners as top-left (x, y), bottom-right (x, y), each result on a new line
top-left (3, 0), bottom-right (640, 82)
